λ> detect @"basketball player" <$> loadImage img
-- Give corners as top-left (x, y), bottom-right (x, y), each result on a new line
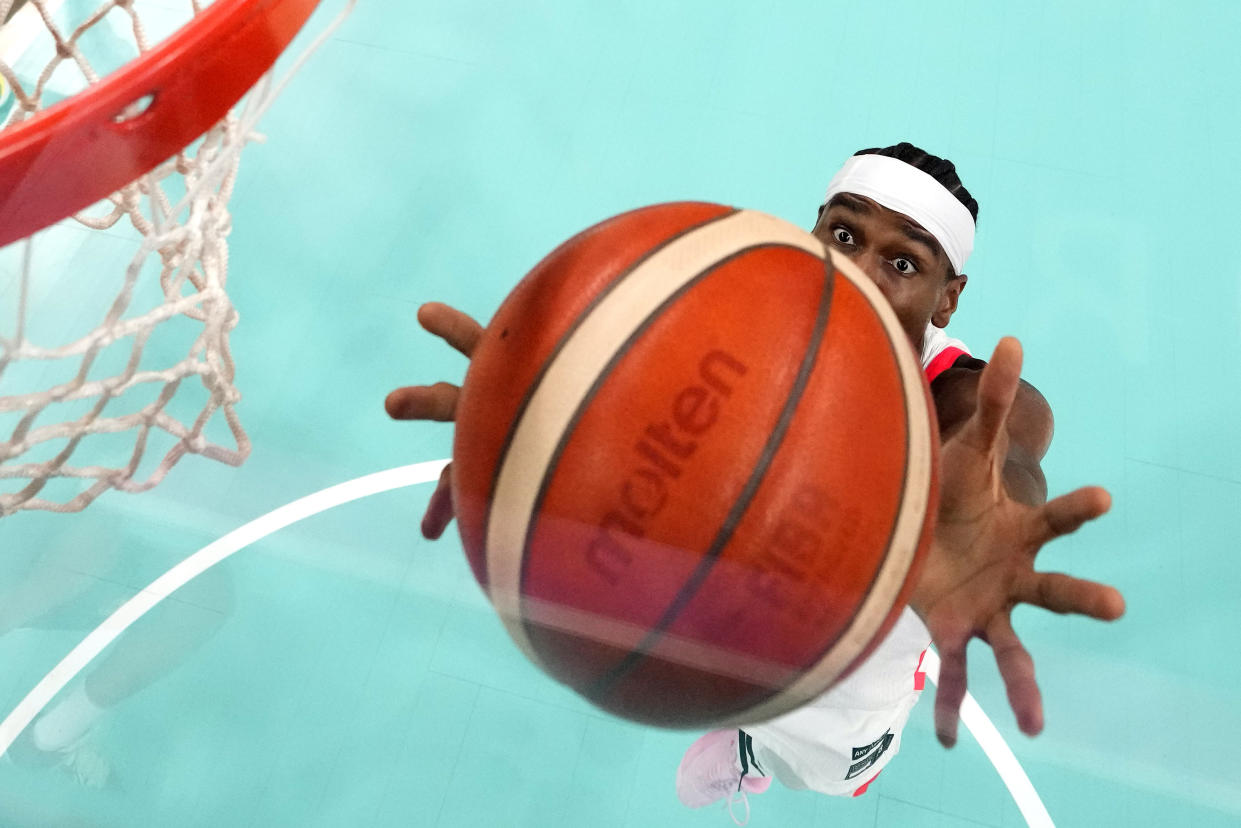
top-left (1, 520), bottom-right (234, 789)
top-left (383, 143), bottom-right (1125, 822)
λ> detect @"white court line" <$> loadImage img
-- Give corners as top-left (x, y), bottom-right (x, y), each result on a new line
top-left (0, 459), bottom-right (1052, 828)
top-left (0, 459), bottom-right (448, 757)
top-left (922, 648), bottom-right (1055, 828)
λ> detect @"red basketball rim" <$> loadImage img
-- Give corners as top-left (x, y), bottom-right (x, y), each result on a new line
top-left (0, 0), bottom-right (323, 249)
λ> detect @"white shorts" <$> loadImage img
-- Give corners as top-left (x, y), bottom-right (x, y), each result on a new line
top-left (741, 608), bottom-right (930, 797)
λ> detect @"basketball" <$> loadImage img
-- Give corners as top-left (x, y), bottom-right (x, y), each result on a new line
top-left (452, 202), bottom-right (939, 729)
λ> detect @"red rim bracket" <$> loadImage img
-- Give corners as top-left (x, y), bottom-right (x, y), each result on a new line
top-left (0, 0), bottom-right (322, 248)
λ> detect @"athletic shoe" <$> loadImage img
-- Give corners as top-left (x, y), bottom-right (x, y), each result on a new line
top-left (7, 729), bottom-right (112, 790)
top-left (676, 729), bottom-right (771, 825)
top-left (56, 736), bottom-right (112, 789)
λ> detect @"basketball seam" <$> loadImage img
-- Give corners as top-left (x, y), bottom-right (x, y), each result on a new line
top-left (514, 242), bottom-right (788, 607)
top-left (822, 270), bottom-right (915, 673)
top-left (478, 206), bottom-right (739, 590)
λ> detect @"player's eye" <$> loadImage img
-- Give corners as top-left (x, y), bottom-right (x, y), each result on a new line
top-left (891, 257), bottom-right (918, 275)
top-left (832, 227), bottom-right (854, 245)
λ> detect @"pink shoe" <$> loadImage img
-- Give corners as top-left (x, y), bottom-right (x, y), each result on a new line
top-left (676, 730), bottom-right (771, 825)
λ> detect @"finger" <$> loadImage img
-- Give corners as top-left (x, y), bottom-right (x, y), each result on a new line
top-left (963, 337), bottom-right (1023, 455)
top-left (421, 463), bottom-right (456, 540)
top-left (933, 640), bottom-right (968, 748)
top-left (1017, 571), bottom-right (1127, 620)
top-left (418, 302), bottom-right (484, 358)
top-left (986, 613), bottom-right (1043, 736)
top-left (1029, 485), bottom-right (1112, 546)
top-left (385, 382), bottom-right (461, 422)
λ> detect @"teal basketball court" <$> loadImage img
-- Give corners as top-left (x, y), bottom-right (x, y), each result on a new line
top-left (1, 1), bottom-right (1239, 825)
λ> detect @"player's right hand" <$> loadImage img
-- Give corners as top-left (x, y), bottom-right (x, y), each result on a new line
top-left (911, 337), bottom-right (1125, 747)
top-left (384, 302), bottom-right (483, 540)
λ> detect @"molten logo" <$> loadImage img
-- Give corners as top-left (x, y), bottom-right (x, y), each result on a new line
top-left (585, 349), bottom-right (747, 585)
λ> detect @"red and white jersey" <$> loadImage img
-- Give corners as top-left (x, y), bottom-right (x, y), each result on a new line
top-left (922, 322), bottom-right (971, 383)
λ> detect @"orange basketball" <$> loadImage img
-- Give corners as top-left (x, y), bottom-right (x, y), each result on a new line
top-left (452, 202), bottom-right (939, 729)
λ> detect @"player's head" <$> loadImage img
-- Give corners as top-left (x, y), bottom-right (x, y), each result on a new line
top-left (812, 142), bottom-right (977, 351)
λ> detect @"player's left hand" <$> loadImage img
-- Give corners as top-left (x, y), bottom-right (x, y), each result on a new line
top-left (909, 337), bottom-right (1126, 747)
top-left (384, 302), bottom-right (484, 539)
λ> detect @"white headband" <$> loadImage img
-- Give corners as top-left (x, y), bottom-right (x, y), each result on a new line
top-left (823, 154), bottom-right (975, 274)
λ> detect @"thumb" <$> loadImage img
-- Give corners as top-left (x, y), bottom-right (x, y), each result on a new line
top-left (963, 337), bottom-right (1022, 454)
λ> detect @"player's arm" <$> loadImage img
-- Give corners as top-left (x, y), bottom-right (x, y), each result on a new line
top-left (931, 364), bottom-right (1052, 508)
top-left (908, 339), bottom-right (1124, 747)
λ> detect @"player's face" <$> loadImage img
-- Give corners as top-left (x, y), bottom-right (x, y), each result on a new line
top-left (812, 193), bottom-right (966, 352)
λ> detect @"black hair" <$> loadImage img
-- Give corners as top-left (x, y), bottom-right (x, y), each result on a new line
top-left (853, 142), bottom-right (979, 224)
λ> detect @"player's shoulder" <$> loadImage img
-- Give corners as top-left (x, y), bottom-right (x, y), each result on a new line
top-left (930, 353), bottom-right (1054, 458)
top-left (934, 354), bottom-right (986, 379)
top-left (932, 356), bottom-right (1048, 405)
top-left (921, 323), bottom-right (981, 385)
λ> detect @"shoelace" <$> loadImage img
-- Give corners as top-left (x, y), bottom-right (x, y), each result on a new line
top-left (726, 789), bottom-right (751, 826)
top-left (727, 732), bottom-right (763, 825)
top-left (54, 736), bottom-right (111, 789)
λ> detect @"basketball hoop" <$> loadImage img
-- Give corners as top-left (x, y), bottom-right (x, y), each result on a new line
top-left (0, 0), bottom-right (355, 515)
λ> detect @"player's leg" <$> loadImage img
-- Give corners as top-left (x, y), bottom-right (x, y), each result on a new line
top-left (25, 564), bottom-right (235, 755)
top-left (2, 532), bottom-right (126, 786)
top-left (744, 689), bottom-right (922, 797)
top-left (677, 608), bottom-right (930, 813)
top-left (11, 530), bottom-right (233, 787)
top-left (0, 527), bottom-right (122, 638)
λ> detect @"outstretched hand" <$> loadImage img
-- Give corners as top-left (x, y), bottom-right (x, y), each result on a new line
top-left (384, 302), bottom-right (483, 539)
top-left (911, 337), bottom-right (1126, 747)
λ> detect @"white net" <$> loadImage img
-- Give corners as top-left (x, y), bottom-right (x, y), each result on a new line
top-left (0, 0), bottom-right (349, 515)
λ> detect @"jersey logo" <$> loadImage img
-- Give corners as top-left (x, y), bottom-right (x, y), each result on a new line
top-left (846, 730), bottom-right (894, 780)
